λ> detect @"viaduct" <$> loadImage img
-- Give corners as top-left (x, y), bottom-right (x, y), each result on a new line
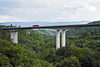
top-left (2, 23), bottom-right (100, 49)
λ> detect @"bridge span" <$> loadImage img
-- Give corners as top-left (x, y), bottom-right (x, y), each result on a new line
top-left (2, 23), bottom-right (100, 49)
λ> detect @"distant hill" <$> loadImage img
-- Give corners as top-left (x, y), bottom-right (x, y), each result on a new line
top-left (67, 21), bottom-right (100, 36)
top-left (88, 21), bottom-right (100, 24)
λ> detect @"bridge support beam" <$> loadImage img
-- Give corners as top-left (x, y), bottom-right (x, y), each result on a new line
top-left (62, 30), bottom-right (66, 47)
top-left (56, 30), bottom-right (60, 49)
top-left (10, 30), bottom-right (18, 44)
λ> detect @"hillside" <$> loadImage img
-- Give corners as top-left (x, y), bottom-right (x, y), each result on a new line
top-left (88, 21), bottom-right (100, 24)
top-left (18, 29), bottom-right (56, 52)
top-left (0, 21), bottom-right (100, 67)
top-left (0, 25), bottom-right (55, 67)
top-left (34, 29), bottom-right (56, 37)
top-left (67, 21), bottom-right (100, 36)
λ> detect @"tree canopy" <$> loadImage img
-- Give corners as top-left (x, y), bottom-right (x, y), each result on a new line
top-left (0, 21), bottom-right (100, 67)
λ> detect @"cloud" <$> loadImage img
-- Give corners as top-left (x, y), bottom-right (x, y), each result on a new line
top-left (0, 15), bottom-right (28, 22)
top-left (0, 0), bottom-right (100, 22)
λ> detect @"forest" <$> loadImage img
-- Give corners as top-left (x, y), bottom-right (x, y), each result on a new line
top-left (0, 21), bottom-right (100, 67)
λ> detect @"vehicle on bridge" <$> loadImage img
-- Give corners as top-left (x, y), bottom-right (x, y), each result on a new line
top-left (33, 25), bottom-right (39, 27)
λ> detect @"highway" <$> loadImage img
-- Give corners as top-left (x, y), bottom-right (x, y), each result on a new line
top-left (2, 23), bottom-right (100, 30)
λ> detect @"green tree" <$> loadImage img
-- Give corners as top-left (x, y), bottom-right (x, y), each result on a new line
top-left (60, 56), bottom-right (81, 67)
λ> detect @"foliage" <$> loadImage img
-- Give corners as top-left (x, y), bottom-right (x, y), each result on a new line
top-left (0, 39), bottom-right (54, 67)
top-left (0, 21), bottom-right (100, 67)
top-left (59, 56), bottom-right (81, 67)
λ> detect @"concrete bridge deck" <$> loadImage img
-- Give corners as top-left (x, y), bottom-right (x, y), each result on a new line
top-left (2, 23), bottom-right (100, 30)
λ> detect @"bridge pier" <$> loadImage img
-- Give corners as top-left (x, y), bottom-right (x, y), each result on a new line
top-left (56, 30), bottom-right (66, 49)
top-left (10, 30), bottom-right (18, 44)
top-left (62, 30), bottom-right (66, 48)
top-left (56, 30), bottom-right (60, 49)
top-left (10, 31), bottom-right (14, 42)
top-left (10, 29), bottom-right (65, 49)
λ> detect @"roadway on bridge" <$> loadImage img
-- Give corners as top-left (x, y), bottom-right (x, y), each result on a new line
top-left (2, 23), bottom-right (100, 30)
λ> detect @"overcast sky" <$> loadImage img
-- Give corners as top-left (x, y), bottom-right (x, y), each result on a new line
top-left (0, 0), bottom-right (100, 22)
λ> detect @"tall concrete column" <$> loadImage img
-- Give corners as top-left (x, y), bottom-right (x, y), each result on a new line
top-left (62, 30), bottom-right (66, 47)
top-left (56, 30), bottom-right (60, 49)
top-left (13, 31), bottom-right (18, 43)
top-left (10, 30), bottom-right (18, 44)
top-left (10, 31), bottom-right (14, 42)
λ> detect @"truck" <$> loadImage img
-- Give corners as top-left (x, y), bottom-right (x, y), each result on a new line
top-left (33, 25), bottom-right (39, 27)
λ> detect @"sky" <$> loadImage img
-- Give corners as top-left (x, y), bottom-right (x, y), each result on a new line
top-left (0, 0), bottom-right (100, 22)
